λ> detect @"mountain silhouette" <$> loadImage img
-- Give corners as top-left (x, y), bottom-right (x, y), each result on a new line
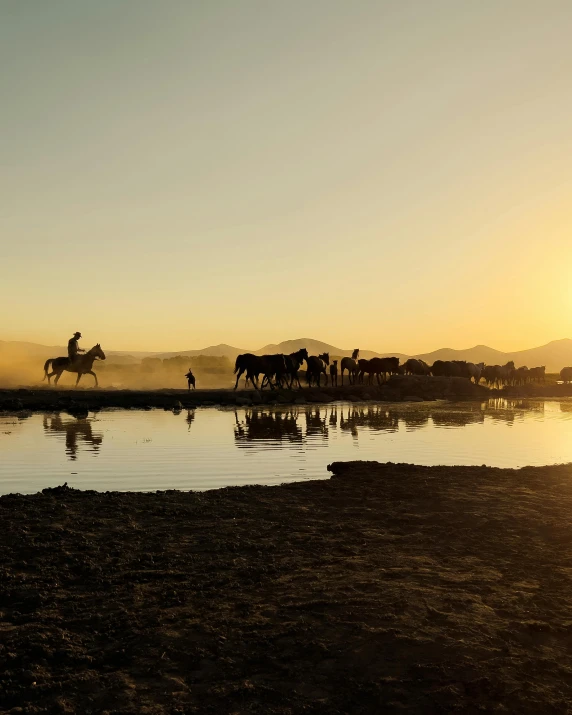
top-left (412, 339), bottom-right (572, 372)
top-left (2, 338), bottom-right (572, 372)
top-left (254, 338), bottom-right (408, 361)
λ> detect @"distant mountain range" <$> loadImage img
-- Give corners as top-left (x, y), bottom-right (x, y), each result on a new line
top-left (151, 338), bottom-right (408, 362)
top-left (2, 338), bottom-right (572, 373)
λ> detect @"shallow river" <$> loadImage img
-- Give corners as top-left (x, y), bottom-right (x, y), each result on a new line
top-left (1, 399), bottom-right (572, 494)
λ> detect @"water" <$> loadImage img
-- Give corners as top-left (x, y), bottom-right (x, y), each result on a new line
top-left (1, 399), bottom-right (572, 495)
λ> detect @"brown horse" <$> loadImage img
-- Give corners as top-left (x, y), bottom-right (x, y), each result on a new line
top-left (43, 344), bottom-right (106, 387)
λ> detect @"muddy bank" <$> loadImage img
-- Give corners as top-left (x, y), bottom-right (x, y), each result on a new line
top-left (3, 462), bottom-right (572, 713)
top-left (0, 377), bottom-right (490, 414)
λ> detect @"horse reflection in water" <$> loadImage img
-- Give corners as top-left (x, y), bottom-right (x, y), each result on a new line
top-left (481, 398), bottom-right (543, 426)
top-left (304, 408), bottom-right (329, 439)
top-left (400, 410), bottom-right (430, 431)
top-left (329, 406), bottom-right (338, 427)
top-left (234, 409), bottom-right (303, 444)
top-left (431, 409), bottom-right (485, 428)
top-left (43, 414), bottom-right (103, 460)
top-left (186, 409), bottom-right (195, 431)
top-left (229, 400), bottom-right (536, 449)
top-left (340, 406), bottom-right (400, 437)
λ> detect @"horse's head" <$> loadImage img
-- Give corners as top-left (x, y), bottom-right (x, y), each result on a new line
top-left (319, 352), bottom-right (330, 365)
top-left (298, 348), bottom-right (309, 361)
top-left (92, 343), bottom-right (106, 360)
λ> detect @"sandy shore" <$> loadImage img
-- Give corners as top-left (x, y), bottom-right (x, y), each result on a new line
top-left (3, 461), bottom-right (572, 713)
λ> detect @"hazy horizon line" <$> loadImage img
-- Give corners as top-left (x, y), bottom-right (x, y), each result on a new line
top-left (3, 336), bottom-right (571, 357)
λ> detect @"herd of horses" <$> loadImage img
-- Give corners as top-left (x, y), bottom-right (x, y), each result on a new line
top-left (38, 342), bottom-right (570, 391)
top-left (233, 349), bottom-right (551, 391)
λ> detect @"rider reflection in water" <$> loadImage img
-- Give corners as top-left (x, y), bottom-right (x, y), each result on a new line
top-left (68, 332), bottom-right (84, 365)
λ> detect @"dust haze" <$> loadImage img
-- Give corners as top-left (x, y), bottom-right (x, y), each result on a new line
top-left (0, 344), bottom-right (235, 390)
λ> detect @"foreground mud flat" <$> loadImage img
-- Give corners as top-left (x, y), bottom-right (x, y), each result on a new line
top-left (2, 462), bottom-right (572, 713)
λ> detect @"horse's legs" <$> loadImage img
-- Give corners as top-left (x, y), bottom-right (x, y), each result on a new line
top-left (54, 371), bottom-right (62, 385)
top-left (234, 368), bottom-right (245, 390)
top-left (75, 372), bottom-right (82, 387)
top-left (86, 370), bottom-right (98, 387)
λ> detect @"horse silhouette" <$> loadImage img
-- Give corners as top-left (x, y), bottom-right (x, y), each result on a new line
top-left (340, 357), bottom-right (358, 385)
top-left (283, 348), bottom-right (309, 389)
top-left (306, 353), bottom-right (329, 387)
top-left (234, 354), bottom-right (288, 390)
top-left (43, 344), bottom-right (106, 387)
top-left (329, 360), bottom-right (338, 387)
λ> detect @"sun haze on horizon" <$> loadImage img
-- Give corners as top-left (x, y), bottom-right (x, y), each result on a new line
top-left (2, 1), bottom-right (572, 354)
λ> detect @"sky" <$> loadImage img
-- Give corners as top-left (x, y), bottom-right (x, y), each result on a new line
top-left (1, 0), bottom-right (572, 353)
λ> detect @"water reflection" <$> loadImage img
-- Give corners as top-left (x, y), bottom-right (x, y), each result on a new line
top-left (340, 406), bottom-right (400, 435)
top-left (234, 409), bottom-right (303, 444)
top-left (305, 408), bottom-right (329, 439)
top-left (486, 398), bottom-right (545, 425)
top-left (4, 398), bottom-right (572, 494)
top-left (232, 400), bottom-right (560, 447)
top-left (26, 399), bottom-right (572, 463)
top-left (43, 414), bottom-right (103, 460)
top-left (431, 409), bottom-right (484, 428)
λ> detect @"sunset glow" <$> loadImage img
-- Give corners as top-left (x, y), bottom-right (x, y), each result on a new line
top-left (2, 1), bottom-right (572, 353)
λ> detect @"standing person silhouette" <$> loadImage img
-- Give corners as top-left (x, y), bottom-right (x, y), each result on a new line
top-left (68, 332), bottom-right (84, 365)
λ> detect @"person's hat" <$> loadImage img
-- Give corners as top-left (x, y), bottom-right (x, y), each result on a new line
top-left (74, 332), bottom-right (82, 338)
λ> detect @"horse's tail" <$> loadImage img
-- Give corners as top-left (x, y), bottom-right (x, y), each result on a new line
top-left (234, 355), bottom-right (244, 375)
top-left (43, 358), bottom-right (53, 380)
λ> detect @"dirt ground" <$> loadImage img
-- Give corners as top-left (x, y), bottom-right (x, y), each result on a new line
top-left (3, 461), bottom-right (572, 714)
top-left (0, 378), bottom-right (498, 415)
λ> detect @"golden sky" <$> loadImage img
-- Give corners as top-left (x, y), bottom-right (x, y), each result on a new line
top-left (1, 1), bottom-right (571, 353)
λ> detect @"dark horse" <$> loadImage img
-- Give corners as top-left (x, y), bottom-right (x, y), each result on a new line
top-left (283, 348), bottom-right (309, 389)
top-left (306, 353), bottom-right (330, 387)
top-left (234, 353), bottom-right (288, 390)
top-left (43, 344), bottom-right (106, 387)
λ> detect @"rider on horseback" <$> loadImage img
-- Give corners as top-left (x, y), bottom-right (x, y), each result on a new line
top-left (68, 332), bottom-right (85, 365)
